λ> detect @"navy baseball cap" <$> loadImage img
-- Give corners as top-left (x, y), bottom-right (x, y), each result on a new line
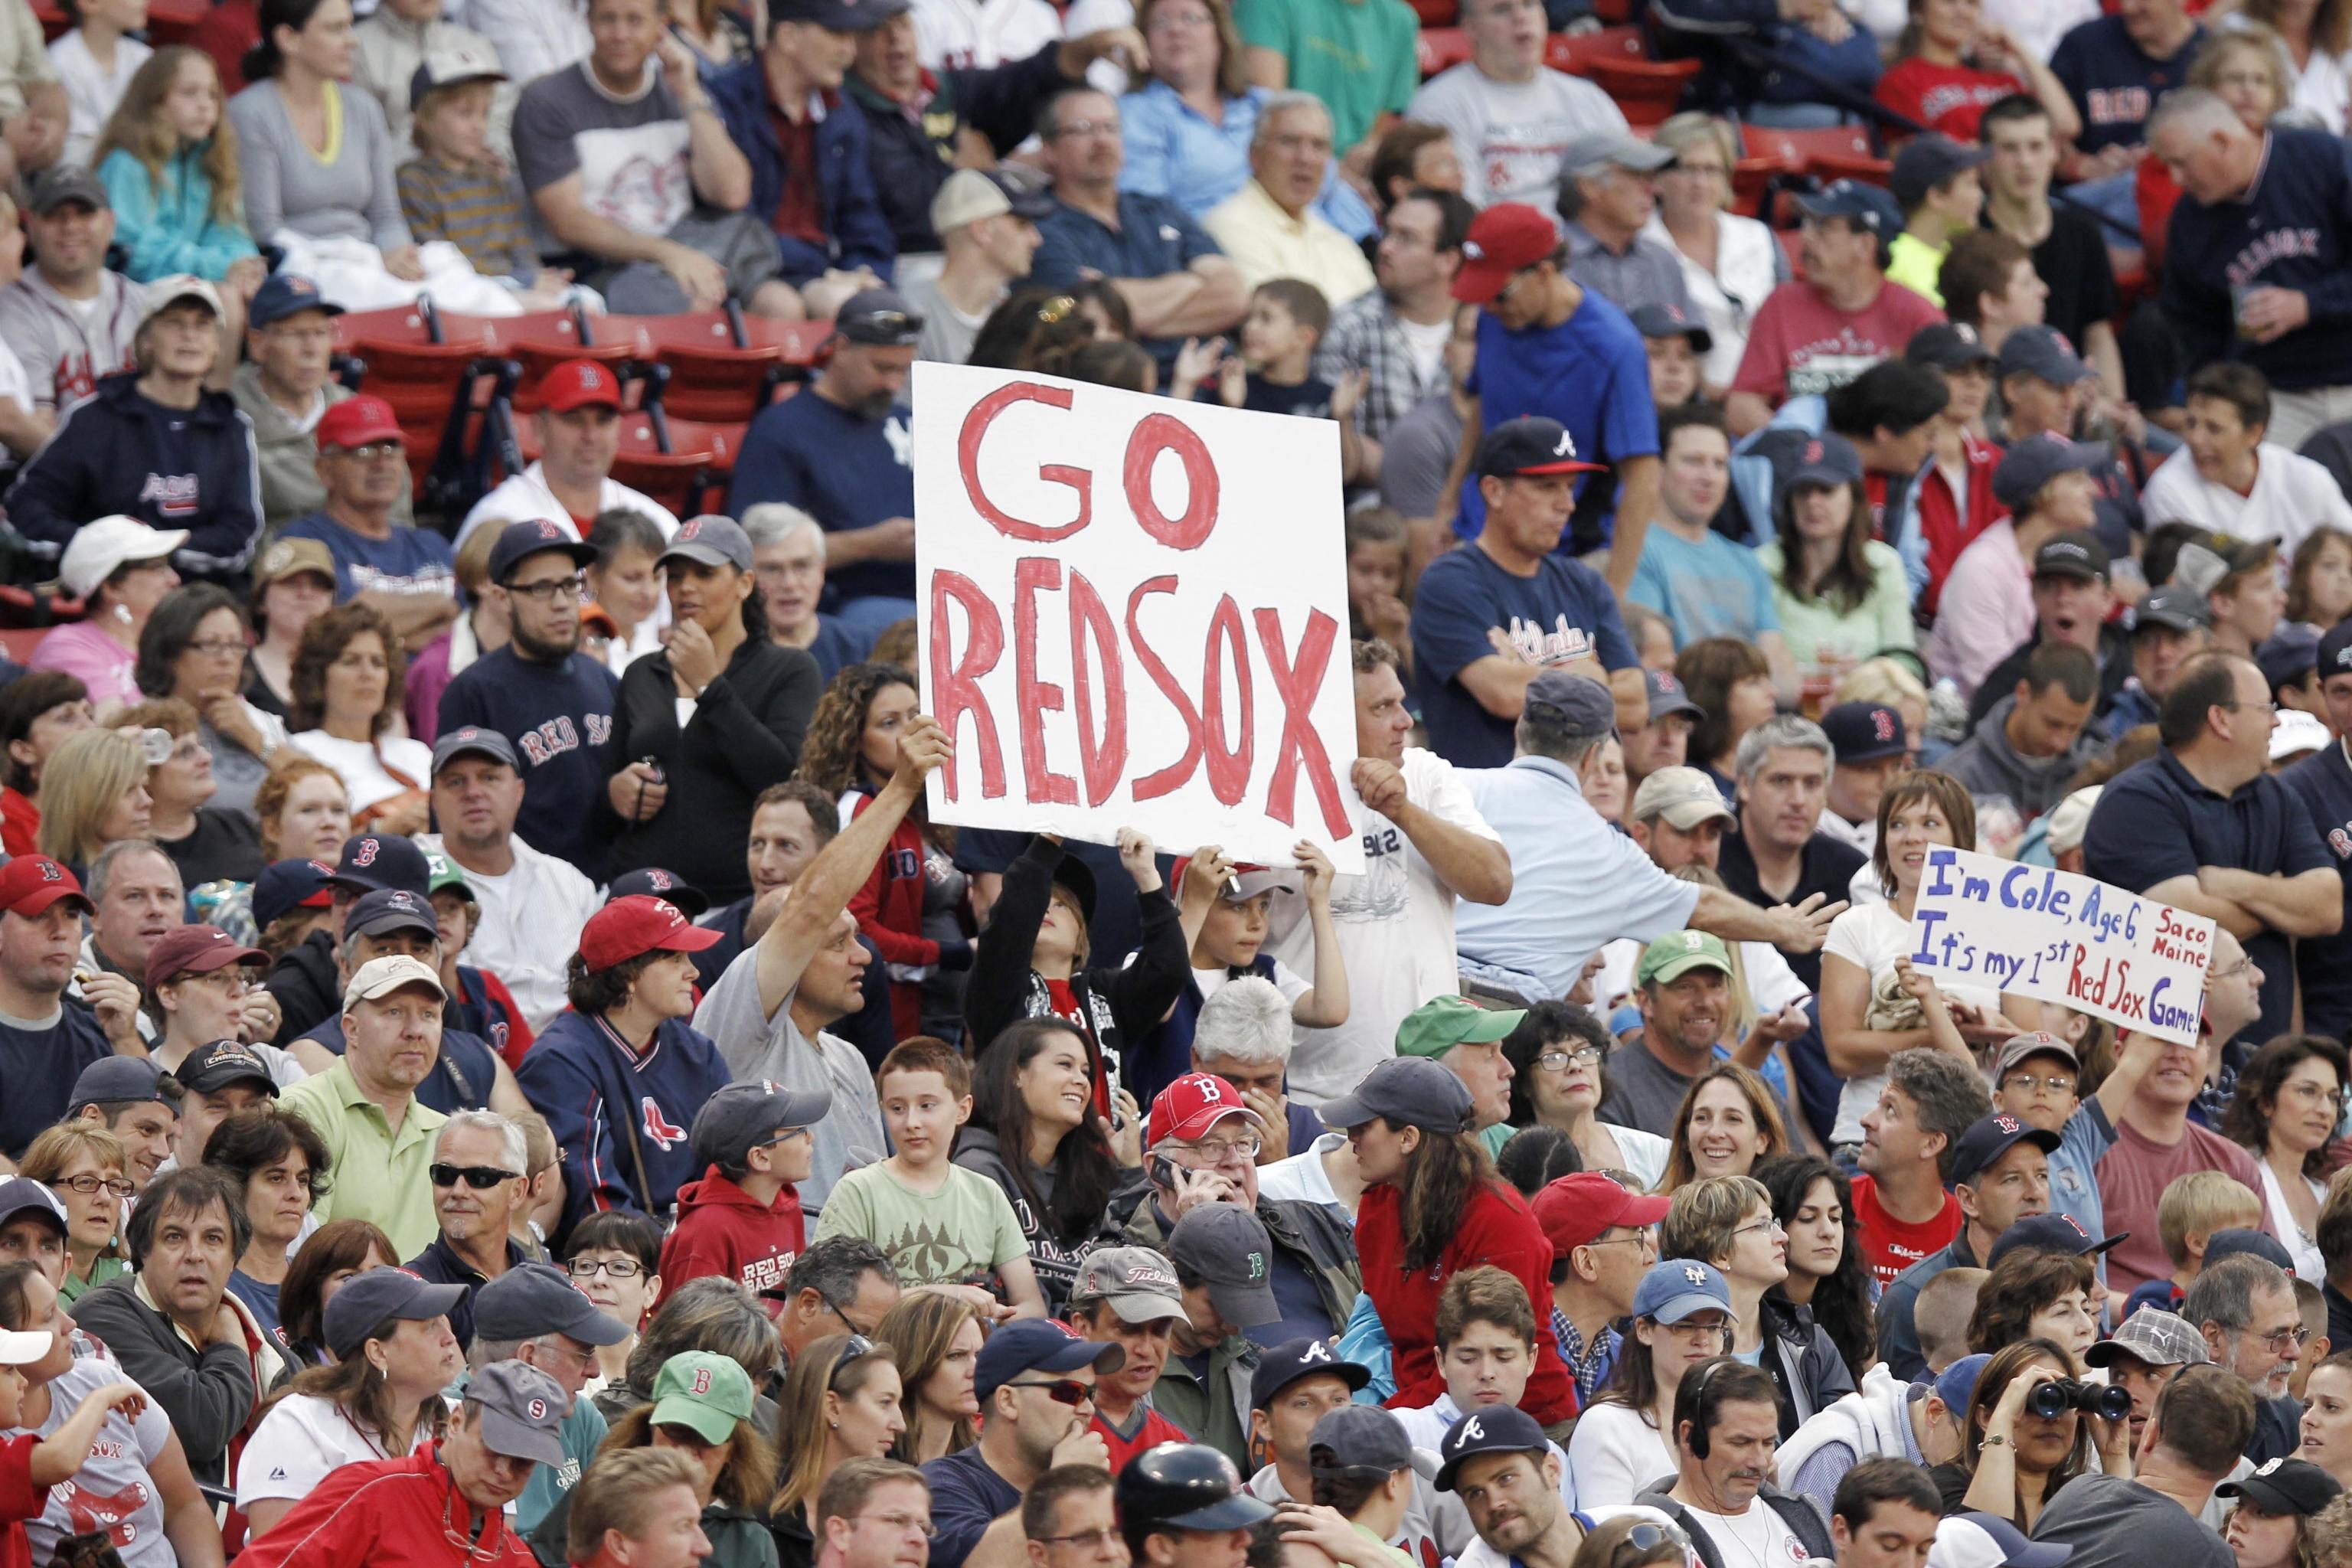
top-left (1250, 1338), bottom-right (1372, 1410)
top-left (1476, 416), bottom-right (1606, 479)
top-left (608, 867), bottom-right (708, 919)
top-left (1787, 432), bottom-right (1864, 491)
top-left (1820, 701), bottom-right (1907, 763)
top-left (1907, 321), bottom-right (1997, 371)
top-left (1986, 1212), bottom-right (2126, 1268)
top-left (2259, 624), bottom-right (2321, 695)
top-left (67, 1056), bottom-right (173, 1113)
top-left (1948, 1112), bottom-right (2061, 1187)
top-left (2206, 1227), bottom-right (2297, 1271)
top-left (345, 887), bottom-right (438, 942)
top-left (0, 1181), bottom-right (64, 1238)
top-left (973, 1319), bottom-right (1122, 1401)
top-left (2321, 619), bottom-right (2352, 678)
top-left (253, 857), bottom-right (336, 929)
top-left (1629, 302), bottom-right (1713, 354)
top-left (1994, 440), bottom-right (2108, 513)
top-left (1794, 178), bottom-right (1902, 237)
top-left (1932, 1353), bottom-right (1989, 1415)
top-left (330, 832), bottom-right (431, 899)
top-left (248, 273), bottom-right (342, 327)
top-left (1998, 324), bottom-right (2097, 386)
top-left (1645, 669), bottom-right (1704, 724)
top-left (1522, 670), bottom-right (1616, 737)
top-left (430, 725), bottom-right (518, 778)
top-left (178, 1040), bottom-right (279, 1098)
top-left (1433, 1405), bottom-right (1550, 1492)
top-left (475, 1263), bottom-right (629, 1347)
top-left (1890, 132), bottom-right (1991, 211)
top-left (488, 518), bottom-right (597, 586)
top-left (324, 1266), bottom-right (466, 1359)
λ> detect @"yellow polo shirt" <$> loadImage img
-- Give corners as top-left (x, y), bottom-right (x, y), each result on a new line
top-left (280, 1059), bottom-right (447, 1259)
top-left (1203, 179), bottom-right (1377, 305)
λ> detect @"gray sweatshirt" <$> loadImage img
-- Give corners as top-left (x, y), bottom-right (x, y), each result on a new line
top-left (1941, 694), bottom-right (2105, 823)
top-left (227, 78), bottom-right (413, 250)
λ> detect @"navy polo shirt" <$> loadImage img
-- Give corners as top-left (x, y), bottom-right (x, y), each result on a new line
top-left (2050, 15), bottom-right (2204, 155)
top-left (2282, 739), bottom-right (2352, 1040)
top-left (2081, 749), bottom-right (2330, 1044)
top-left (1455, 290), bottom-right (1659, 541)
top-left (923, 1446), bottom-right (1023, 1568)
top-left (1026, 192), bottom-right (1223, 363)
top-left (727, 391), bottom-right (915, 608)
top-left (1409, 541), bottom-right (1637, 769)
top-left (1717, 825), bottom-right (1868, 993)
top-left (403, 1231), bottom-right (526, 1350)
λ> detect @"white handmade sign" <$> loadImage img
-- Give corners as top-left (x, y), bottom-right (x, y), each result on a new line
top-left (913, 361), bottom-right (1363, 871)
top-left (1909, 845), bottom-right (2216, 1045)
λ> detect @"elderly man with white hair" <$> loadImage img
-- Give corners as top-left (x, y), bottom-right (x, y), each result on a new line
top-left (1203, 92), bottom-right (1377, 303)
top-left (404, 1108), bottom-right (530, 1350)
top-left (1188, 976), bottom-right (1324, 1166)
top-left (741, 503), bottom-right (866, 690)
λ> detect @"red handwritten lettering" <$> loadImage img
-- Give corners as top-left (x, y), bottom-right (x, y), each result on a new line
top-left (1201, 596), bottom-right (1253, 807)
top-left (1123, 413), bottom-right (1220, 551)
top-left (1013, 557), bottom-right (1078, 807)
top-left (1128, 576), bottom-right (1201, 800)
top-left (928, 570), bottom-right (1006, 800)
top-left (1068, 569), bottom-right (1127, 808)
top-left (1253, 606), bottom-right (1348, 837)
top-left (958, 381), bottom-right (1092, 542)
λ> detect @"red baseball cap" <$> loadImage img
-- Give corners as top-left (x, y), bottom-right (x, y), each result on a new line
top-left (1149, 1072), bottom-right (1265, 1142)
top-left (143, 923), bottom-right (268, 991)
top-left (579, 895), bottom-right (722, 972)
top-left (541, 359), bottom-right (622, 414)
top-left (0, 856), bottom-right (90, 919)
top-left (1451, 204), bottom-right (1562, 305)
top-left (1532, 1172), bottom-right (1670, 1253)
top-left (315, 394), bottom-right (404, 452)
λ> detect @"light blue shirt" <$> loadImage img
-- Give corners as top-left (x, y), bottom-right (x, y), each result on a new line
top-left (1453, 756), bottom-right (1703, 999)
top-left (1627, 524), bottom-right (1782, 648)
top-left (1118, 79), bottom-right (1376, 239)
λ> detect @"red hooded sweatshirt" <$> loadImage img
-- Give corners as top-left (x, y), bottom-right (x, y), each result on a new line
top-left (655, 1167), bottom-right (806, 1312)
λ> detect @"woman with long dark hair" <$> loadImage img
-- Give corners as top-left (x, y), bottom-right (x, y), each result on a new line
top-left (955, 1018), bottom-right (1135, 1312)
top-left (1754, 1154), bottom-right (1873, 1386)
top-left (2225, 1035), bottom-right (2349, 1282)
top-left (204, 1104), bottom-right (332, 1351)
top-left (1757, 440), bottom-right (1917, 673)
top-left (1657, 1063), bottom-right (1788, 1194)
top-left (275, 1218), bottom-right (396, 1367)
top-left (604, 515), bottom-right (820, 903)
top-left (1327, 1055), bottom-right (1577, 1425)
top-left (235, 1266), bottom-right (462, 1537)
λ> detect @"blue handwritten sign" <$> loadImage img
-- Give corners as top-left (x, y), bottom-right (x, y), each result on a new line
top-left (1907, 846), bottom-right (2215, 1046)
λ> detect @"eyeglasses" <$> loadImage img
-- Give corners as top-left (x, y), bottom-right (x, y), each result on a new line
top-left (1037, 1528), bottom-right (1122, 1551)
top-left (505, 573), bottom-right (585, 603)
top-left (567, 1256), bottom-right (645, 1279)
top-left (1537, 1046), bottom-right (1606, 1071)
top-left (2210, 959), bottom-right (2254, 982)
top-left (2001, 1074), bottom-right (2077, 1096)
top-left (332, 442), bottom-right (403, 462)
top-left (1612, 1524), bottom-right (1692, 1567)
top-left (818, 1292), bottom-right (871, 1336)
top-left (1656, 1318), bottom-right (1731, 1343)
top-left (184, 638), bottom-right (246, 658)
top-left (1050, 118), bottom-right (1117, 139)
top-left (2285, 1081), bottom-right (2347, 1110)
top-left (754, 1128), bottom-right (812, 1149)
top-left (858, 1512), bottom-right (939, 1540)
top-left (431, 1164), bottom-right (518, 1189)
top-left (51, 1174), bottom-right (132, 1199)
top-left (1179, 1135), bottom-right (1262, 1163)
top-left (2255, 1325), bottom-right (2314, 1354)
top-left (1732, 1217), bottom-right (1786, 1240)
top-left (1008, 1377), bottom-right (1096, 1407)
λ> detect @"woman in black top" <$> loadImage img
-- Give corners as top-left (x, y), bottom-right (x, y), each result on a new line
top-left (1931, 1338), bottom-right (2121, 1526)
top-left (603, 515), bottom-right (822, 900)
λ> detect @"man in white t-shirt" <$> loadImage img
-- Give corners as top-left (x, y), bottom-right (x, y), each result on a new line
top-left (907, 0), bottom-right (1057, 70)
top-left (905, 169), bottom-right (1050, 367)
top-left (1265, 639), bottom-right (1511, 1108)
top-left (2140, 362), bottom-right (2352, 557)
top-left (1635, 1360), bottom-right (1836, 1568)
top-left (1406, 0), bottom-right (1624, 209)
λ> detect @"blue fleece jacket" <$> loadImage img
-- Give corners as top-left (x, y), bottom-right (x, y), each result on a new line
top-left (96, 143), bottom-right (261, 283)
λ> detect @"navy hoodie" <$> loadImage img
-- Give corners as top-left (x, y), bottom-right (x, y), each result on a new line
top-left (4, 371), bottom-right (263, 580)
top-left (2162, 128), bottom-right (2352, 392)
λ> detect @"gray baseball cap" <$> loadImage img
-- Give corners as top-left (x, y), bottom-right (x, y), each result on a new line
top-left (2084, 1306), bottom-right (2210, 1370)
top-left (1317, 1057), bottom-right (1475, 1135)
top-left (1560, 130), bottom-right (1675, 178)
top-left (430, 725), bottom-right (518, 777)
top-left (1166, 1206), bottom-right (1279, 1331)
top-left (660, 514), bottom-right (754, 574)
top-left (1523, 669), bottom-right (1615, 737)
top-left (1068, 1246), bottom-right (1186, 1324)
top-left (475, 1262), bottom-right (628, 1347)
top-left (690, 1080), bottom-right (831, 1171)
top-left (467, 1359), bottom-right (570, 1466)
top-left (1310, 1405), bottom-right (1417, 1478)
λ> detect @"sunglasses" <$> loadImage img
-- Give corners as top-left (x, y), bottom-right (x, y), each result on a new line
top-left (829, 1334), bottom-right (877, 1387)
top-left (1007, 1377), bottom-right (1094, 1407)
top-left (430, 1164), bottom-right (517, 1190)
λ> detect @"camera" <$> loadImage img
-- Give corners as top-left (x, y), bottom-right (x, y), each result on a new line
top-left (2025, 1378), bottom-right (2133, 1423)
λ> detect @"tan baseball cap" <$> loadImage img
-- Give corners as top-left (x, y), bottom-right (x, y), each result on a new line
top-left (1631, 766), bottom-right (1735, 830)
top-left (343, 953), bottom-right (446, 1008)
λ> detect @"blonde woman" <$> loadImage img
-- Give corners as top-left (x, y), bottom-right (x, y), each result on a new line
top-left (1643, 114), bottom-right (1784, 394)
top-left (16, 1124), bottom-right (132, 1304)
top-left (37, 726), bottom-right (152, 873)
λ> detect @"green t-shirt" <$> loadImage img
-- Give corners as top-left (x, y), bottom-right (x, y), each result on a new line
top-left (1233, 0), bottom-right (1419, 149)
top-left (1885, 231), bottom-right (1947, 307)
top-left (812, 1162), bottom-right (1030, 1287)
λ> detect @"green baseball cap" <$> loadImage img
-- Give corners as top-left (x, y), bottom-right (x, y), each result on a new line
top-left (424, 851), bottom-right (472, 903)
top-left (1395, 995), bottom-right (1524, 1059)
top-left (647, 1351), bottom-right (755, 1445)
top-left (1636, 930), bottom-right (1733, 986)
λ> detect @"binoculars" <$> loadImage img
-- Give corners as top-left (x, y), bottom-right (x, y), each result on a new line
top-left (2026, 1378), bottom-right (2133, 1423)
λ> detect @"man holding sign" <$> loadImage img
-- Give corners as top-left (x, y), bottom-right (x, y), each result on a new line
top-left (2082, 652), bottom-right (2340, 1050)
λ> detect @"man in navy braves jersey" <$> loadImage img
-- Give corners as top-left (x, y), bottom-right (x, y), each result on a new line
top-left (2152, 88), bottom-right (2352, 448)
top-left (438, 519), bottom-right (621, 879)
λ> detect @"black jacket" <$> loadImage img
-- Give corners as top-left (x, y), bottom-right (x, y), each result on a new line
top-left (70, 1276), bottom-right (287, 1486)
top-left (1758, 1292), bottom-right (1858, 1436)
top-left (601, 635), bottom-right (822, 900)
top-left (1635, 1482), bottom-right (1835, 1568)
top-left (843, 44), bottom-right (1070, 254)
top-left (264, 928), bottom-right (341, 1047)
top-left (4, 371), bottom-right (263, 582)
top-left (962, 835), bottom-right (1187, 1093)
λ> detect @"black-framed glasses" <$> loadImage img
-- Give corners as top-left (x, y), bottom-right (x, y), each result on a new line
top-left (431, 1164), bottom-right (518, 1189)
top-left (505, 573), bottom-right (585, 603)
top-left (567, 1257), bottom-right (645, 1279)
top-left (829, 1334), bottom-right (877, 1387)
top-left (1537, 1046), bottom-right (1606, 1071)
top-left (818, 1292), bottom-right (866, 1335)
top-left (51, 1173), bottom-right (132, 1199)
top-left (1008, 1377), bottom-right (1095, 1407)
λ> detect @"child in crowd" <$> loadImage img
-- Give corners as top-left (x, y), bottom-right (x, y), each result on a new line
top-left (1622, 602), bottom-right (1678, 672)
top-left (397, 50), bottom-right (570, 309)
top-left (91, 48), bottom-right (263, 289)
top-left (1344, 509), bottom-right (1411, 675)
top-left (657, 1080), bottom-right (829, 1306)
top-left (1174, 279), bottom-right (1368, 484)
top-left (2295, 1279), bottom-right (2331, 1400)
top-left (51, 0), bottom-right (149, 168)
top-left (2120, 1171), bottom-right (2266, 1319)
top-left (1127, 848), bottom-right (1347, 1106)
top-left (811, 1037), bottom-right (1045, 1318)
top-left (1884, 135), bottom-right (1988, 308)
top-left (0, 1335), bottom-right (149, 1568)
top-left (2288, 527), bottom-right (2352, 635)
top-left (1634, 302), bottom-right (1708, 411)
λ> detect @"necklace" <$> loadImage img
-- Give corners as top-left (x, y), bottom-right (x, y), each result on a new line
top-left (1688, 1501), bottom-right (1785, 1568)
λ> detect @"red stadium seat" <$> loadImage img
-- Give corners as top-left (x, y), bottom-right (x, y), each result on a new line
top-left (1418, 27), bottom-right (1471, 74)
top-left (1544, 26), bottom-right (1648, 73)
top-left (1587, 57), bottom-right (1697, 126)
top-left (600, 312), bottom-right (807, 423)
top-left (0, 627), bottom-right (44, 662)
top-left (1409, 0), bottom-right (1456, 25)
top-left (145, 0), bottom-right (211, 46)
top-left (1742, 122), bottom-right (1877, 181)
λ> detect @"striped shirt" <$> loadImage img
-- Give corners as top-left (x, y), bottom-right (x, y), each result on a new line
top-left (397, 154), bottom-right (539, 279)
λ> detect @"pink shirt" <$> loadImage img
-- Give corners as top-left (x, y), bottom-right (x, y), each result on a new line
top-left (1926, 520), bottom-right (2034, 699)
top-left (2097, 1113), bottom-right (2276, 1298)
top-left (1730, 279), bottom-right (1945, 403)
top-left (27, 621), bottom-right (137, 711)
